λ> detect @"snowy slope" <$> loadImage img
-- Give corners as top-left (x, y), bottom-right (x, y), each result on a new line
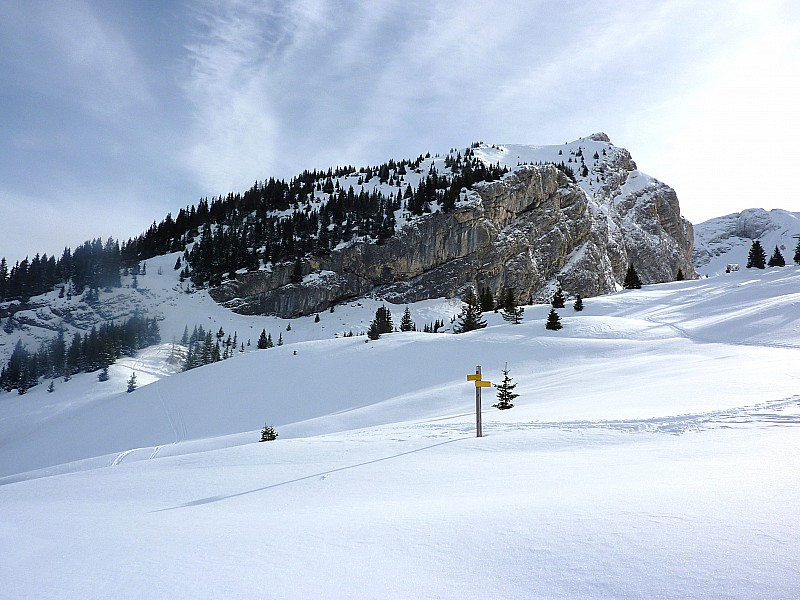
top-left (2, 266), bottom-right (800, 598)
top-left (693, 208), bottom-right (800, 275)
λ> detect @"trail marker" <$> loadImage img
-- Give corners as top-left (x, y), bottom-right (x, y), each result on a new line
top-left (466, 366), bottom-right (491, 437)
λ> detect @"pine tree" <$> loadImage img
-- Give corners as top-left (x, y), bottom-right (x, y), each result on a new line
top-left (400, 306), bottom-right (415, 332)
top-left (767, 245), bottom-right (786, 267)
top-left (454, 288), bottom-right (487, 333)
top-left (260, 424), bottom-right (278, 442)
top-left (551, 287), bottom-right (566, 308)
top-left (373, 305), bottom-right (394, 334)
top-left (623, 263), bottom-right (642, 289)
top-left (545, 309), bottom-right (562, 331)
top-left (314, 313), bottom-right (320, 323)
top-left (98, 365), bottom-right (109, 382)
top-left (126, 371), bottom-right (137, 393)
top-left (266, 333), bottom-right (274, 348)
top-left (367, 306), bottom-right (393, 340)
top-left (277, 333), bottom-right (283, 346)
top-left (47, 380), bottom-right (55, 393)
top-left (573, 295), bottom-right (584, 311)
top-left (794, 239), bottom-right (800, 265)
top-left (257, 329), bottom-right (269, 349)
top-left (746, 240), bottom-right (766, 269)
top-left (492, 364), bottom-right (518, 410)
top-left (500, 288), bottom-right (524, 324)
top-left (479, 287), bottom-right (495, 313)
top-left (676, 268), bottom-right (685, 281)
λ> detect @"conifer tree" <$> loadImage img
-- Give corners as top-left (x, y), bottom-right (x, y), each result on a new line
top-left (492, 364), bottom-right (518, 410)
top-left (767, 245), bottom-right (786, 267)
top-left (454, 288), bottom-right (487, 333)
top-left (260, 424), bottom-right (278, 442)
top-left (551, 287), bottom-right (566, 308)
top-left (747, 240), bottom-right (766, 269)
top-left (266, 333), bottom-right (274, 348)
top-left (623, 263), bottom-right (642, 289)
top-left (98, 365), bottom-right (109, 382)
top-left (257, 329), bottom-right (269, 349)
top-left (479, 287), bottom-right (495, 313)
top-left (501, 288), bottom-right (524, 324)
top-left (676, 268), bottom-right (685, 281)
top-left (573, 295), bottom-right (584, 311)
top-left (545, 309), bottom-right (562, 331)
top-left (372, 305), bottom-right (394, 334)
top-left (47, 380), bottom-right (55, 393)
top-left (794, 239), bottom-right (800, 265)
top-left (400, 306), bottom-right (415, 332)
top-left (126, 371), bottom-right (137, 393)
top-left (367, 319), bottom-right (381, 341)
top-left (277, 333), bottom-right (283, 346)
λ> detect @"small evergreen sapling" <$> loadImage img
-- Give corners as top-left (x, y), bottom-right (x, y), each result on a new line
top-left (98, 366), bottom-right (109, 382)
top-left (545, 309), bottom-right (562, 330)
top-left (260, 424), bottom-right (278, 442)
top-left (126, 372), bottom-right (137, 393)
top-left (493, 364), bottom-right (519, 410)
top-left (794, 239), bottom-right (800, 265)
top-left (573, 295), bottom-right (584, 311)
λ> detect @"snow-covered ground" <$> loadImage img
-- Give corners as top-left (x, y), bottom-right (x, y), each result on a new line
top-left (2, 265), bottom-right (800, 598)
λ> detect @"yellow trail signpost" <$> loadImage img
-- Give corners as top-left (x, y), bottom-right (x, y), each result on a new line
top-left (466, 366), bottom-right (491, 437)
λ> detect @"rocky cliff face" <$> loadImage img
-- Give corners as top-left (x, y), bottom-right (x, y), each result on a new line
top-left (211, 135), bottom-right (695, 317)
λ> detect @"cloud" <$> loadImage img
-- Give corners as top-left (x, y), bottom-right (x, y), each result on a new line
top-left (181, 0), bottom-right (336, 192)
top-left (0, 1), bottom-right (153, 120)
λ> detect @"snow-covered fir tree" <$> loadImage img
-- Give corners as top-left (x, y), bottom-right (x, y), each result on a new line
top-left (493, 364), bottom-right (519, 410)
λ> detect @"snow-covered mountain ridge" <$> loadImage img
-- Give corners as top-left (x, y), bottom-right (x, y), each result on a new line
top-left (693, 208), bottom-right (800, 275)
top-left (214, 134), bottom-right (695, 316)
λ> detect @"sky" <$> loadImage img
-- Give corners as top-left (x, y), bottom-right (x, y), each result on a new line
top-left (1, 0), bottom-right (799, 266)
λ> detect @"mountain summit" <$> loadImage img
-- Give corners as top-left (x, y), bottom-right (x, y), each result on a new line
top-left (210, 135), bottom-right (695, 317)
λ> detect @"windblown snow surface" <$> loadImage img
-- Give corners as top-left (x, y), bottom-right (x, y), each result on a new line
top-left (2, 256), bottom-right (800, 598)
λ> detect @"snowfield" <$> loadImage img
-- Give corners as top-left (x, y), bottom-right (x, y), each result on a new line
top-left (2, 261), bottom-right (800, 598)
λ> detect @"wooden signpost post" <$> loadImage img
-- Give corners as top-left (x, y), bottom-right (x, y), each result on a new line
top-left (466, 366), bottom-right (491, 437)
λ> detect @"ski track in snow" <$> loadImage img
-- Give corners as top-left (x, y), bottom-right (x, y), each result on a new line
top-left (111, 448), bottom-right (135, 466)
top-left (157, 387), bottom-right (183, 444)
top-left (406, 396), bottom-right (800, 438)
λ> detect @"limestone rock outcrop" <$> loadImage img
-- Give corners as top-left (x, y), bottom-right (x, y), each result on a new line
top-left (211, 136), bottom-right (695, 317)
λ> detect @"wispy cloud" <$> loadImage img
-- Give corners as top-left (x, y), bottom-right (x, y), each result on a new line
top-left (0, 1), bottom-right (152, 120)
top-left (181, 0), bottom-right (334, 192)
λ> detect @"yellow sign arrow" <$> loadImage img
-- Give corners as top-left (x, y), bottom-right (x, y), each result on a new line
top-left (466, 373), bottom-right (482, 381)
top-left (476, 380), bottom-right (491, 387)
